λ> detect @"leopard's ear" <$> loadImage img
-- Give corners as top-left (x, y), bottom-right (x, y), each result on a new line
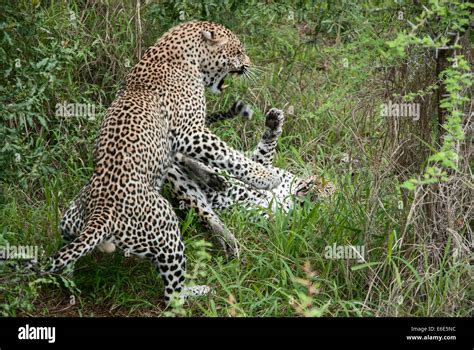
top-left (202, 30), bottom-right (228, 47)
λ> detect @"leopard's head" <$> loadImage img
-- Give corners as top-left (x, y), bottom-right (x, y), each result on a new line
top-left (294, 175), bottom-right (336, 204)
top-left (197, 22), bottom-right (251, 93)
top-left (158, 21), bottom-right (251, 93)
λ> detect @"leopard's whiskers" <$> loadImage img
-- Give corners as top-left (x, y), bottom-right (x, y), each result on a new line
top-left (246, 66), bottom-right (262, 83)
top-left (242, 66), bottom-right (257, 84)
top-left (249, 65), bottom-right (267, 74)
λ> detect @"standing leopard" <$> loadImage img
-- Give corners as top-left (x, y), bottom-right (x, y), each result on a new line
top-left (47, 21), bottom-right (284, 303)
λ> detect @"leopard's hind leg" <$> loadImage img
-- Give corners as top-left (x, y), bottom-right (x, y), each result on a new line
top-left (112, 190), bottom-right (210, 303)
top-left (166, 164), bottom-right (239, 258)
top-left (53, 189), bottom-right (210, 304)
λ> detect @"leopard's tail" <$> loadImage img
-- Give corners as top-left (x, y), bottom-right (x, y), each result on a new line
top-left (46, 209), bottom-right (114, 273)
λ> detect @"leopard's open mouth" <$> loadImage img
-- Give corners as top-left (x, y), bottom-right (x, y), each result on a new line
top-left (230, 66), bottom-right (246, 75)
top-left (216, 66), bottom-right (247, 92)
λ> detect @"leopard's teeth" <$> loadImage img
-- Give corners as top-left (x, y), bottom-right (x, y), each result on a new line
top-left (221, 84), bottom-right (229, 90)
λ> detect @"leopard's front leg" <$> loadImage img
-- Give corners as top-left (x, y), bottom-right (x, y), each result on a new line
top-left (206, 100), bottom-right (252, 125)
top-left (173, 152), bottom-right (228, 192)
top-left (176, 127), bottom-right (283, 190)
top-left (251, 108), bottom-right (285, 167)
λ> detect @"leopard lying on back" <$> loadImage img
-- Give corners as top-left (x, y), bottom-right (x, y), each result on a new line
top-left (174, 106), bottom-right (335, 209)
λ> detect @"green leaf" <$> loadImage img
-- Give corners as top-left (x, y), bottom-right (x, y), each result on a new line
top-left (387, 229), bottom-right (396, 259)
top-left (400, 180), bottom-right (417, 190)
top-left (351, 262), bottom-right (383, 271)
top-left (36, 58), bottom-right (49, 69)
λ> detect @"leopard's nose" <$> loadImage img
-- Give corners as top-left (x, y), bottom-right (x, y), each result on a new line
top-left (242, 54), bottom-right (251, 67)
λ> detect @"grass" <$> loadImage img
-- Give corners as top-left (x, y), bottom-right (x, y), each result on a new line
top-left (0, 1), bottom-right (471, 317)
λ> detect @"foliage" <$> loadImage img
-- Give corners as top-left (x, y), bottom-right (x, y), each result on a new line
top-left (383, 0), bottom-right (473, 188)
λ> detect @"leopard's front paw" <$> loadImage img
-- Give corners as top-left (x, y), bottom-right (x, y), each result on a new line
top-left (264, 108), bottom-right (285, 136)
top-left (180, 285), bottom-right (212, 300)
top-left (207, 173), bottom-right (230, 192)
top-left (233, 100), bottom-right (253, 120)
top-left (3, 258), bottom-right (39, 274)
top-left (217, 235), bottom-right (240, 260)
